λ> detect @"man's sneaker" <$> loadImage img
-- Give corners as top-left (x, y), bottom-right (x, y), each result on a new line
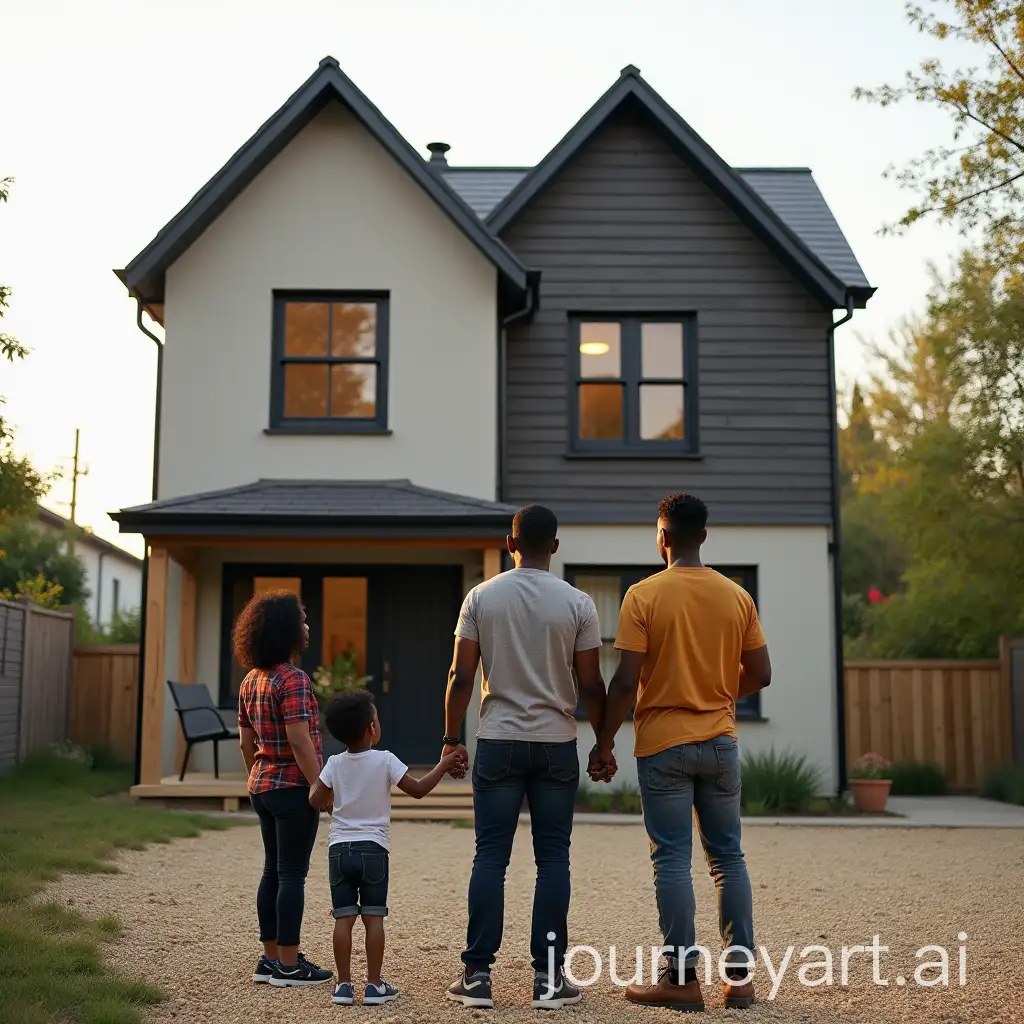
top-left (532, 970), bottom-right (583, 1009)
top-left (332, 982), bottom-right (355, 1005)
top-left (252, 955), bottom-right (277, 983)
top-left (269, 954), bottom-right (334, 987)
top-left (363, 979), bottom-right (400, 1005)
top-left (446, 969), bottom-right (493, 1008)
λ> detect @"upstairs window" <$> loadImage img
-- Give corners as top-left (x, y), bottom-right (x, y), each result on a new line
top-left (571, 316), bottom-right (697, 454)
top-left (270, 292), bottom-right (389, 433)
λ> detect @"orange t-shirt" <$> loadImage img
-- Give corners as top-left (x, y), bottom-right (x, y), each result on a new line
top-left (614, 567), bottom-right (767, 757)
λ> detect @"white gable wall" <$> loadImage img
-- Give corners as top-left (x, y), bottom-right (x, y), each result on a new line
top-left (160, 103), bottom-right (499, 502)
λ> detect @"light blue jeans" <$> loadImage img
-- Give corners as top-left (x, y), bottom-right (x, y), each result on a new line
top-left (637, 735), bottom-right (754, 979)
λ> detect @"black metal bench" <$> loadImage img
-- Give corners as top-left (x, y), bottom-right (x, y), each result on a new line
top-left (167, 681), bottom-right (239, 781)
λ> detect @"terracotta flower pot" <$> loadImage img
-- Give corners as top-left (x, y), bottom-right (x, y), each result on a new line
top-left (850, 778), bottom-right (891, 814)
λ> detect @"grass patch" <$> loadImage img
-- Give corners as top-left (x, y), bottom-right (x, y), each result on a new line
top-left (0, 747), bottom-right (234, 1024)
top-left (981, 763), bottom-right (1024, 805)
top-left (740, 749), bottom-right (821, 814)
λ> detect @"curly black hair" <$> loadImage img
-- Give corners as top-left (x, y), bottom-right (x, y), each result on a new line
top-left (325, 689), bottom-right (377, 747)
top-left (232, 590), bottom-right (305, 670)
top-left (657, 492), bottom-right (708, 544)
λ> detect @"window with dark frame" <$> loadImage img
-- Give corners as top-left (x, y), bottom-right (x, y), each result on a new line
top-left (270, 292), bottom-right (389, 432)
top-left (571, 316), bottom-right (696, 453)
top-left (566, 565), bottom-right (763, 720)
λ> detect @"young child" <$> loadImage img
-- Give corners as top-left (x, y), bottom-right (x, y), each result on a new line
top-left (309, 690), bottom-right (466, 1006)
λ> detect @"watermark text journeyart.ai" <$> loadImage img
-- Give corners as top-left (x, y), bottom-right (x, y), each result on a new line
top-left (541, 933), bottom-right (969, 1001)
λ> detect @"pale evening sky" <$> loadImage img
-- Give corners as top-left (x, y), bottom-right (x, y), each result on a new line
top-left (0, 0), bottom-right (972, 556)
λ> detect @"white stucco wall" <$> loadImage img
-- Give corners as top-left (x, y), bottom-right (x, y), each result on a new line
top-left (160, 102), bottom-right (498, 503)
top-left (551, 523), bottom-right (839, 795)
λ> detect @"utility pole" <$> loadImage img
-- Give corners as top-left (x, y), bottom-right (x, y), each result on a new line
top-left (66, 428), bottom-right (88, 558)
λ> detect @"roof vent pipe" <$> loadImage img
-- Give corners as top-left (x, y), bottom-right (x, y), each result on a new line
top-left (426, 141), bottom-right (450, 167)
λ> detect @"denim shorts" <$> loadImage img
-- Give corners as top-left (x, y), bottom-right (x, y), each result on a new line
top-left (329, 840), bottom-right (389, 918)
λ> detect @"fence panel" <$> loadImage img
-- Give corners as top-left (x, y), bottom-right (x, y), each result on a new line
top-left (845, 660), bottom-right (1012, 791)
top-left (17, 605), bottom-right (75, 761)
top-left (0, 601), bottom-right (27, 770)
top-left (69, 645), bottom-right (140, 761)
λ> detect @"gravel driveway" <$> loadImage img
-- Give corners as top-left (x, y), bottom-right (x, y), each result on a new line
top-left (47, 819), bottom-right (1023, 1023)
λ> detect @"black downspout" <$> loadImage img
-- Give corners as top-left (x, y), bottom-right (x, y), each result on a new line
top-left (131, 298), bottom-right (164, 787)
top-left (496, 274), bottom-right (539, 504)
top-left (828, 294), bottom-right (855, 796)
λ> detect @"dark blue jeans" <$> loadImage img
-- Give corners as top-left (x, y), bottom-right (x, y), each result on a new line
top-left (638, 735), bottom-right (754, 979)
top-left (463, 739), bottom-right (579, 974)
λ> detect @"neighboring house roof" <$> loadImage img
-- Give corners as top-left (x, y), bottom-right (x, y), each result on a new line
top-left (119, 57), bottom-right (529, 306)
top-left (444, 165), bottom-right (870, 293)
top-left (37, 507), bottom-right (143, 566)
top-left (111, 479), bottom-right (518, 537)
top-left (483, 65), bottom-right (873, 309)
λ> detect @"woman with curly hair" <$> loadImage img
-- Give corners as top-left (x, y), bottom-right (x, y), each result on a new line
top-left (235, 590), bottom-right (333, 989)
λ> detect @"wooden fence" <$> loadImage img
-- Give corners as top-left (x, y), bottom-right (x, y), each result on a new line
top-left (845, 658), bottom-right (1014, 792)
top-left (69, 645), bottom-right (140, 761)
top-left (0, 599), bottom-right (75, 770)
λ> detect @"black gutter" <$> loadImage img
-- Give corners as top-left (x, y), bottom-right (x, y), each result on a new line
top-left (828, 294), bottom-right (855, 796)
top-left (496, 272), bottom-right (539, 503)
top-left (130, 296), bottom-right (164, 788)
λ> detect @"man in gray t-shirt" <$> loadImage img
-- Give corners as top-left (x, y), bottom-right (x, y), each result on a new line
top-left (442, 505), bottom-right (613, 1011)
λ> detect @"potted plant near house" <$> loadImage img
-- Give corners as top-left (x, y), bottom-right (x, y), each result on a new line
top-left (312, 649), bottom-right (372, 755)
top-left (849, 753), bottom-right (893, 813)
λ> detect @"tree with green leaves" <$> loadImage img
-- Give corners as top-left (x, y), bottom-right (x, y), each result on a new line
top-left (848, 253), bottom-right (1024, 657)
top-left (0, 518), bottom-right (88, 607)
top-left (856, 1), bottom-right (1024, 262)
top-left (0, 176), bottom-right (47, 521)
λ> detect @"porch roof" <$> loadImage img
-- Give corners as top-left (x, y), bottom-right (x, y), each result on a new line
top-left (111, 479), bottom-right (518, 538)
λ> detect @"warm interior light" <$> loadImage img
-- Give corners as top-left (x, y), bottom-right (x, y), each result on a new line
top-left (580, 341), bottom-right (610, 356)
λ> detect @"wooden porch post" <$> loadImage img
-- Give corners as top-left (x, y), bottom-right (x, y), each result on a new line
top-left (483, 547), bottom-right (503, 581)
top-left (139, 545), bottom-right (169, 785)
top-left (175, 553), bottom-right (198, 769)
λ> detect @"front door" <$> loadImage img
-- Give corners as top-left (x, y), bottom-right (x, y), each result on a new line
top-left (370, 566), bottom-right (464, 766)
top-left (221, 563), bottom-right (464, 765)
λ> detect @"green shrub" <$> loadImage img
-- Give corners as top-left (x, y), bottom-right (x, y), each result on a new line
top-left (740, 749), bottom-right (821, 814)
top-left (981, 764), bottom-right (1024, 805)
top-left (888, 761), bottom-right (947, 795)
top-left (576, 783), bottom-right (641, 814)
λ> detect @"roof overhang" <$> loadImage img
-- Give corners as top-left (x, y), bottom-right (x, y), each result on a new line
top-left (119, 57), bottom-right (529, 307)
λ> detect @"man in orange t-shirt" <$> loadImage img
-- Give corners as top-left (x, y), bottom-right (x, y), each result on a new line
top-left (594, 492), bottom-right (771, 1013)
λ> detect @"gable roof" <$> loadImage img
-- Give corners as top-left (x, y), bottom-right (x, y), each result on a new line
top-left (111, 479), bottom-right (518, 538)
top-left (444, 166), bottom-right (871, 293)
top-left (37, 506), bottom-right (143, 566)
top-left (120, 57), bottom-right (528, 305)
top-left (484, 66), bottom-right (873, 308)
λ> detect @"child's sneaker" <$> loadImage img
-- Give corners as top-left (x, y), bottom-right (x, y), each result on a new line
top-left (446, 968), bottom-right (493, 1008)
top-left (332, 982), bottom-right (355, 1005)
top-left (252, 954), bottom-right (277, 983)
top-left (269, 955), bottom-right (334, 987)
top-left (532, 970), bottom-right (582, 1009)
top-left (363, 979), bottom-right (399, 1005)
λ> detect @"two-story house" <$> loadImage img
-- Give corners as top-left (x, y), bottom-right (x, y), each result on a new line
top-left (112, 57), bottom-right (873, 802)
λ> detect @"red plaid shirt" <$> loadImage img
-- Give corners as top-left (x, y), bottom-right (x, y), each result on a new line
top-left (237, 663), bottom-right (323, 794)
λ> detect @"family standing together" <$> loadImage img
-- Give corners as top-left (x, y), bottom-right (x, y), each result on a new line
top-left (234, 491), bottom-right (772, 1012)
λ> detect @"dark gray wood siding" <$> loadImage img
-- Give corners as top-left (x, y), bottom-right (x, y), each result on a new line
top-left (501, 107), bottom-right (835, 525)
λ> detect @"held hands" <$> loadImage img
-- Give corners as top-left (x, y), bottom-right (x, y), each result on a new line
top-left (587, 743), bottom-right (617, 784)
top-left (441, 744), bottom-right (469, 779)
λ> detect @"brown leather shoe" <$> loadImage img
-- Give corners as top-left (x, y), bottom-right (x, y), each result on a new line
top-left (625, 975), bottom-right (705, 1012)
top-left (723, 979), bottom-right (755, 1009)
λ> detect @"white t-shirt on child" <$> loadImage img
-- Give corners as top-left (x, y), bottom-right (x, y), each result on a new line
top-left (318, 749), bottom-right (409, 852)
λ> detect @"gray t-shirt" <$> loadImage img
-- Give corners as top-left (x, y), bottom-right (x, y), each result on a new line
top-left (455, 567), bottom-right (602, 743)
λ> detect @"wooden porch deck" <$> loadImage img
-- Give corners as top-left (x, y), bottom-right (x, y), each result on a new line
top-left (129, 771), bottom-right (475, 819)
